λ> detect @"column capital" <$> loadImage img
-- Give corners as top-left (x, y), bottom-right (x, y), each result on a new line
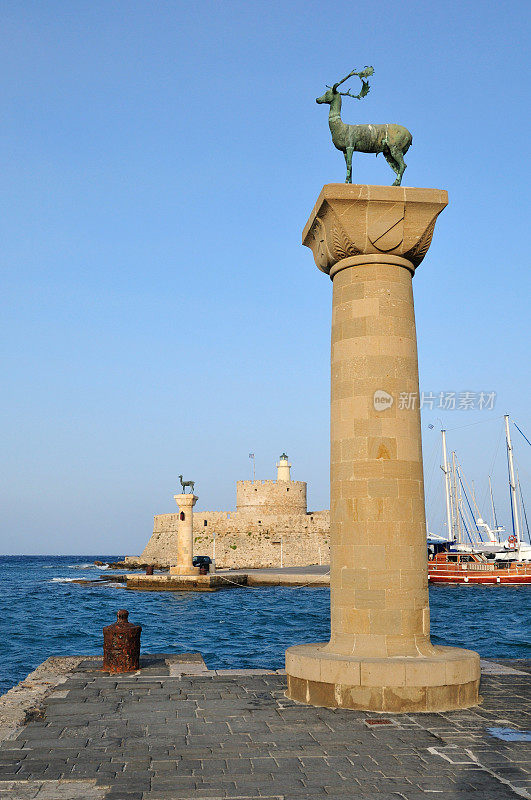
top-left (302, 184), bottom-right (447, 276)
top-left (173, 493), bottom-right (198, 509)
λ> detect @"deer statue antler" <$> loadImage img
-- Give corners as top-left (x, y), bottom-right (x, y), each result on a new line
top-left (331, 66), bottom-right (374, 99)
top-left (332, 69), bottom-right (357, 91)
top-left (339, 81), bottom-right (371, 100)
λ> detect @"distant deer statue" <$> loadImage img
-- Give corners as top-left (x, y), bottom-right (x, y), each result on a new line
top-left (178, 474), bottom-right (195, 494)
top-left (316, 67), bottom-right (412, 186)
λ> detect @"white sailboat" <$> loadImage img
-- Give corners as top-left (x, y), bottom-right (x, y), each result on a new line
top-left (429, 415), bottom-right (531, 562)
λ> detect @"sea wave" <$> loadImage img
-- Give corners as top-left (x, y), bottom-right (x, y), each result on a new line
top-left (68, 563), bottom-right (109, 570)
top-left (50, 577), bottom-right (80, 583)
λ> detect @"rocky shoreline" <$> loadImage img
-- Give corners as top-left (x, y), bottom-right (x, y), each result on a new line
top-left (94, 560), bottom-right (169, 571)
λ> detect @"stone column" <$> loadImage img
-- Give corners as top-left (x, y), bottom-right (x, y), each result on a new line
top-left (170, 493), bottom-right (200, 575)
top-left (285, 185), bottom-right (480, 712)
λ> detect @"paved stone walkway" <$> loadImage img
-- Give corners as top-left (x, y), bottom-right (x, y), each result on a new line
top-left (0, 655), bottom-right (529, 799)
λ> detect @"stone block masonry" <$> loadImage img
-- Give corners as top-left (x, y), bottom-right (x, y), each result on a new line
top-left (135, 509), bottom-right (330, 568)
top-left (236, 478), bottom-right (307, 514)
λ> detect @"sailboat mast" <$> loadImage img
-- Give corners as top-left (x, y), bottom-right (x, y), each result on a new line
top-left (488, 476), bottom-right (498, 534)
top-left (516, 469), bottom-right (530, 545)
top-left (457, 464), bottom-right (465, 543)
top-left (505, 414), bottom-right (522, 551)
top-left (451, 450), bottom-right (461, 543)
top-left (441, 430), bottom-right (453, 541)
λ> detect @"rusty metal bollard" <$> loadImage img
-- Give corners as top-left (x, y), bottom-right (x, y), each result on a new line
top-left (102, 610), bottom-right (142, 673)
top-left (145, 565), bottom-right (154, 575)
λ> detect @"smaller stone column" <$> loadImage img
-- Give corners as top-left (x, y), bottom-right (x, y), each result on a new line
top-left (170, 494), bottom-right (200, 575)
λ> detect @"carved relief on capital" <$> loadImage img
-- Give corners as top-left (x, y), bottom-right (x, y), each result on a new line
top-left (367, 202), bottom-right (404, 252)
top-left (302, 186), bottom-right (448, 274)
top-left (306, 209), bottom-right (361, 273)
top-left (403, 216), bottom-right (437, 265)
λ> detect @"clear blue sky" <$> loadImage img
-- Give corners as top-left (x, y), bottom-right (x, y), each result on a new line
top-left (1, 0), bottom-right (529, 554)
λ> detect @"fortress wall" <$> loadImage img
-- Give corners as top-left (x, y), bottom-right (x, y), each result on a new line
top-left (236, 480), bottom-right (307, 515)
top-left (137, 509), bottom-right (330, 568)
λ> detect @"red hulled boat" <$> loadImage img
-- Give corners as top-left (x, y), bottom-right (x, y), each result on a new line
top-left (428, 551), bottom-right (531, 585)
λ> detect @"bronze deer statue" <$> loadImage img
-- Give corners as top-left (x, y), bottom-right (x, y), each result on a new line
top-left (316, 67), bottom-right (412, 186)
top-left (178, 474), bottom-right (195, 494)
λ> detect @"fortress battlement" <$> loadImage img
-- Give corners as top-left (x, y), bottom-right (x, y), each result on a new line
top-left (236, 477), bottom-right (307, 515)
top-left (238, 479), bottom-right (276, 487)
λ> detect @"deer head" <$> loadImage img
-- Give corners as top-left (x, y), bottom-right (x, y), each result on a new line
top-left (316, 88), bottom-right (336, 105)
top-left (316, 66), bottom-right (374, 104)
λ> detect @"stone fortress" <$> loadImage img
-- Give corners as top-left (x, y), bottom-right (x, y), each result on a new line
top-left (129, 454), bottom-right (330, 569)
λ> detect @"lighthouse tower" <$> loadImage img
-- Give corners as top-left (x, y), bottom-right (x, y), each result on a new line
top-left (276, 453), bottom-right (291, 481)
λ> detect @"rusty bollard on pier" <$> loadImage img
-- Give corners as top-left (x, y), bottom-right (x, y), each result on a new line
top-left (102, 609), bottom-right (142, 673)
top-left (145, 565), bottom-right (154, 575)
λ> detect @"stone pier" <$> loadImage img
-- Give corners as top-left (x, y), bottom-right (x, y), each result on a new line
top-left (170, 493), bottom-right (200, 576)
top-left (285, 184), bottom-right (480, 712)
top-left (1, 655), bottom-right (528, 799)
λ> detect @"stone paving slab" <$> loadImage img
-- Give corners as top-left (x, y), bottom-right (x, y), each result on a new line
top-left (0, 779), bottom-right (108, 799)
top-left (481, 660), bottom-right (531, 676)
top-left (0, 656), bottom-right (529, 799)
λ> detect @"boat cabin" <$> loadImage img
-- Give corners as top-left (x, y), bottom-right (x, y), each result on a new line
top-left (430, 551), bottom-right (488, 566)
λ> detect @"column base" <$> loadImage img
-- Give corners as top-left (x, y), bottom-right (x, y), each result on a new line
top-left (169, 565), bottom-right (201, 576)
top-left (285, 643), bottom-right (480, 712)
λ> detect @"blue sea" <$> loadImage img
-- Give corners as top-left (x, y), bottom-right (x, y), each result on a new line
top-left (1, 555), bottom-right (529, 695)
